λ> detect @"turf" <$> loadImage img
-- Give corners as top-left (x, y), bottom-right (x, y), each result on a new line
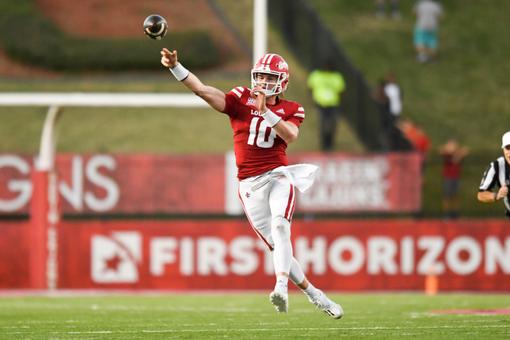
top-left (0, 293), bottom-right (509, 339)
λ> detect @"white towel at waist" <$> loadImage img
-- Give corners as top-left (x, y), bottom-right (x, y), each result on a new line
top-left (249, 164), bottom-right (318, 193)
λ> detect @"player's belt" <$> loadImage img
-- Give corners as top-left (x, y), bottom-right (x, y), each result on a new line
top-left (250, 171), bottom-right (282, 191)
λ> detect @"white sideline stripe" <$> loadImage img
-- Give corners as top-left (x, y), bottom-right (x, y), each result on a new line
top-left (4, 324), bottom-right (510, 335)
top-left (0, 288), bottom-right (276, 297)
top-left (0, 93), bottom-right (209, 107)
top-left (3, 303), bottom-right (257, 312)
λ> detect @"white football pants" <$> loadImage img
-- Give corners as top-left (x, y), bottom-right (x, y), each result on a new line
top-left (238, 172), bottom-right (296, 250)
top-left (238, 171), bottom-right (296, 277)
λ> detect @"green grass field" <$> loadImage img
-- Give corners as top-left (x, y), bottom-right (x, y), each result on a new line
top-left (1, 293), bottom-right (509, 339)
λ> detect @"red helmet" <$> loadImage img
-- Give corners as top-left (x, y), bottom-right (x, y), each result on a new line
top-left (251, 53), bottom-right (289, 96)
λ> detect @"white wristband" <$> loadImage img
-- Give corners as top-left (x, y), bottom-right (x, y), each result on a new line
top-left (169, 63), bottom-right (190, 81)
top-left (262, 109), bottom-right (281, 127)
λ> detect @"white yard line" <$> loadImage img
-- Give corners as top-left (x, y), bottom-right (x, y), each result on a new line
top-left (3, 324), bottom-right (510, 336)
top-left (0, 289), bottom-right (269, 297)
top-left (3, 302), bottom-right (264, 313)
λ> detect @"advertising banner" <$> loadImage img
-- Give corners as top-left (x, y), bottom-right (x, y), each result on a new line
top-left (54, 219), bottom-right (509, 291)
top-left (292, 153), bottom-right (422, 212)
top-left (0, 154), bottom-right (225, 214)
top-left (0, 152), bottom-right (422, 215)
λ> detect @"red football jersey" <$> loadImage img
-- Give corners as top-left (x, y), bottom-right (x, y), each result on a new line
top-left (223, 86), bottom-right (305, 179)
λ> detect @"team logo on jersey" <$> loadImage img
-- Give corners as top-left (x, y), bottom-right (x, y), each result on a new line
top-left (276, 108), bottom-right (285, 115)
top-left (245, 192), bottom-right (251, 198)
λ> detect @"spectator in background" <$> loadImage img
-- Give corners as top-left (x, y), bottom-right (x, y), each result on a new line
top-left (398, 119), bottom-right (430, 217)
top-left (373, 75), bottom-right (403, 150)
top-left (375, 0), bottom-right (401, 19)
top-left (413, 0), bottom-right (443, 63)
top-left (307, 61), bottom-right (346, 152)
top-left (384, 72), bottom-right (403, 121)
top-left (439, 139), bottom-right (469, 219)
top-left (374, 79), bottom-right (390, 114)
top-left (373, 79), bottom-right (392, 150)
top-left (374, 78), bottom-right (390, 109)
top-left (478, 131), bottom-right (510, 218)
top-left (398, 119), bottom-right (430, 171)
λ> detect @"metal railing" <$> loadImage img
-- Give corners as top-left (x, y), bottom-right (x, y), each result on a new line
top-left (269, 0), bottom-right (411, 151)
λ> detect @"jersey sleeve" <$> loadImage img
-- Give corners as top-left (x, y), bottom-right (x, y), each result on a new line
top-left (285, 104), bottom-right (305, 128)
top-left (223, 86), bottom-right (246, 117)
top-left (223, 86), bottom-right (248, 117)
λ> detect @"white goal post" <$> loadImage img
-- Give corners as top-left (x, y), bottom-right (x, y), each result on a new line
top-left (0, 92), bottom-right (208, 290)
top-left (253, 0), bottom-right (267, 64)
top-left (0, 92), bottom-right (208, 168)
top-left (0, 92), bottom-right (208, 108)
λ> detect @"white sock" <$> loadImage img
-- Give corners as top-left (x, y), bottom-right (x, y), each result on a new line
top-left (303, 282), bottom-right (320, 299)
top-left (276, 275), bottom-right (289, 288)
top-left (289, 257), bottom-right (305, 285)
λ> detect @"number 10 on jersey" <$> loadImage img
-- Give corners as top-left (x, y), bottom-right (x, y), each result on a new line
top-left (247, 117), bottom-right (277, 148)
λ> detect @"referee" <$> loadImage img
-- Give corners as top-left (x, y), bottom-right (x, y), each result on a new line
top-left (478, 131), bottom-right (510, 217)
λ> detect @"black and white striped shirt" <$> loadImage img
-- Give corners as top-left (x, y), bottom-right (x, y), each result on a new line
top-left (479, 156), bottom-right (510, 216)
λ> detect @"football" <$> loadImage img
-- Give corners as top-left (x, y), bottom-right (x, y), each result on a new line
top-left (143, 14), bottom-right (168, 40)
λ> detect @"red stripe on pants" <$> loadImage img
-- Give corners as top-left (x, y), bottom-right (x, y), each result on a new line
top-left (284, 184), bottom-right (295, 221)
top-left (238, 189), bottom-right (273, 251)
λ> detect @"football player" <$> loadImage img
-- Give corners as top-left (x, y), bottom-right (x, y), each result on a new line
top-left (161, 48), bottom-right (343, 319)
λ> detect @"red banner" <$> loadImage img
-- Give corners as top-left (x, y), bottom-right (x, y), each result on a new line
top-left (52, 219), bottom-right (509, 291)
top-left (0, 221), bottom-right (31, 288)
top-left (289, 153), bottom-right (421, 212)
top-left (0, 153), bottom-right (421, 214)
top-left (0, 154), bottom-right (225, 214)
top-left (1, 219), bottom-right (508, 290)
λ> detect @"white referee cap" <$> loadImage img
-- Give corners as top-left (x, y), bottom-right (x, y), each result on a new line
top-left (502, 131), bottom-right (510, 148)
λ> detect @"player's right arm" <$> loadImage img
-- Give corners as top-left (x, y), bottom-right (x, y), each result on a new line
top-left (478, 187), bottom-right (508, 203)
top-left (161, 48), bottom-right (226, 112)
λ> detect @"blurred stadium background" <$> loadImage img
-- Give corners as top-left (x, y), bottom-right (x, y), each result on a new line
top-left (0, 0), bottom-right (509, 338)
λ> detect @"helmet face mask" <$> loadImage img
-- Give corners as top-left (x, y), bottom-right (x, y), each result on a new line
top-left (251, 54), bottom-right (289, 96)
top-left (251, 71), bottom-right (283, 96)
